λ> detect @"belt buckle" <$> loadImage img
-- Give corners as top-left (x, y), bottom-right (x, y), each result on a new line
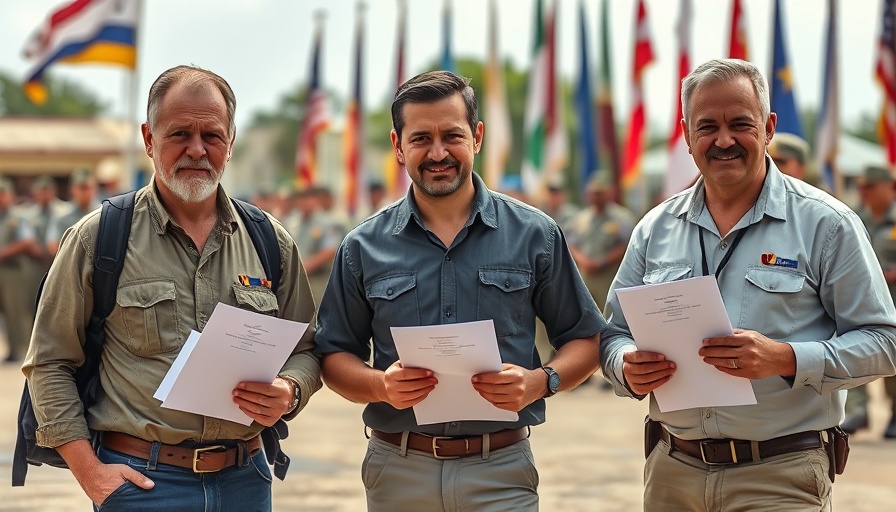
top-left (192, 445), bottom-right (226, 473)
top-left (699, 440), bottom-right (738, 465)
top-left (431, 436), bottom-right (462, 460)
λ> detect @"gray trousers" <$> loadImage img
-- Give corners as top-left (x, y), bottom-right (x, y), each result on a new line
top-left (363, 436), bottom-right (538, 512)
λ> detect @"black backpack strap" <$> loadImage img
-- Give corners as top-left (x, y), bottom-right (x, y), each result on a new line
top-left (231, 198), bottom-right (281, 295)
top-left (230, 197), bottom-right (290, 479)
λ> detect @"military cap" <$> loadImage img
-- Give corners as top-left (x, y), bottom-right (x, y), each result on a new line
top-left (768, 133), bottom-right (810, 164)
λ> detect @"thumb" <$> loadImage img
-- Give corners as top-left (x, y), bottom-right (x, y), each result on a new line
top-left (122, 467), bottom-right (154, 490)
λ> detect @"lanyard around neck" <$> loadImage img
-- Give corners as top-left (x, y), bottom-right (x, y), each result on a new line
top-left (699, 226), bottom-right (748, 278)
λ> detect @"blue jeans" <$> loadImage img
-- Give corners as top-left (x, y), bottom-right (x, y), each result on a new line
top-left (94, 443), bottom-right (272, 512)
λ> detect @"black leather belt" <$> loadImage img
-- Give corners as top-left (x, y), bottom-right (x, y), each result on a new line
top-left (660, 425), bottom-right (824, 465)
top-left (370, 428), bottom-right (529, 459)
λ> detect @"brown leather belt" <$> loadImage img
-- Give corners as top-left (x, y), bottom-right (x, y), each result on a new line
top-left (660, 425), bottom-right (824, 465)
top-left (101, 432), bottom-right (261, 473)
top-left (370, 428), bottom-right (529, 459)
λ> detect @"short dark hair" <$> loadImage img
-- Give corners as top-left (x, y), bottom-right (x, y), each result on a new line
top-left (391, 70), bottom-right (478, 140)
top-left (147, 65), bottom-right (237, 137)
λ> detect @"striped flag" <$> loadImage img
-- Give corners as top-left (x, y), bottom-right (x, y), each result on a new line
top-left (876, 0), bottom-right (896, 165)
top-left (22, 0), bottom-right (140, 105)
top-left (544, 0), bottom-right (568, 189)
top-left (344, 1), bottom-right (367, 217)
top-left (621, 0), bottom-right (654, 199)
top-left (770, 0), bottom-right (802, 136)
top-left (816, 0), bottom-right (840, 193)
top-left (663, 0), bottom-right (698, 199)
top-left (575, 0), bottom-right (598, 191)
top-left (295, 14), bottom-right (330, 190)
top-left (728, 0), bottom-right (749, 60)
top-left (441, 0), bottom-right (455, 72)
top-left (522, 0), bottom-right (548, 197)
top-left (598, 0), bottom-right (621, 201)
top-left (483, 0), bottom-right (512, 190)
top-left (384, 0), bottom-right (409, 198)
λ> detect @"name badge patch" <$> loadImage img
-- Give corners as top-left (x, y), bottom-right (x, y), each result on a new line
top-left (760, 253), bottom-right (798, 269)
top-left (238, 274), bottom-right (271, 288)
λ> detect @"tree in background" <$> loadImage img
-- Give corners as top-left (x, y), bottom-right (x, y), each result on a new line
top-left (0, 71), bottom-right (106, 117)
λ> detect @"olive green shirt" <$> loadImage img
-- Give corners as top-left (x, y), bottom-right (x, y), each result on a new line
top-left (24, 179), bottom-right (321, 447)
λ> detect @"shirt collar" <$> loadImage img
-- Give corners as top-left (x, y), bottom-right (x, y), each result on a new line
top-left (146, 175), bottom-right (237, 235)
top-left (680, 155), bottom-right (787, 226)
top-left (392, 172), bottom-right (498, 235)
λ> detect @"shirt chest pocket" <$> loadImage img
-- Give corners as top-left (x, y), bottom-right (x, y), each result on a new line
top-left (477, 269), bottom-right (531, 338)
top-left (741, 267), bottom-right (807, 338)
top-left (231, 285), bottom-right (279, 316)
top-left (642, 265), bottom-right (693, 285)
top-left (366, 273), bottom-right (420, 327)
top-left (114, 280), bottom-right (182, 356)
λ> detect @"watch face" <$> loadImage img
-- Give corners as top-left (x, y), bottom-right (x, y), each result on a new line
top-left (548, 372), bottom-right (561, 392)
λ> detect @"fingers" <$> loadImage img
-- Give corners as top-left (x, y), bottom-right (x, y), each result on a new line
top-left (383, 361), bottom-right (437, 410)
top-left (622, 351), bottom-right (676, 396)
top-left (121, 466), bottom-right (154, 490)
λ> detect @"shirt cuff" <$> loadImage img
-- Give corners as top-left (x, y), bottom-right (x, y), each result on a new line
top-left (788, 341), bottom-right (826, 393)
top-left (35, 419), bottom-right (92, 449)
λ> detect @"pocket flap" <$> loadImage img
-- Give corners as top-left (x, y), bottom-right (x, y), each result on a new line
top-left (745, 268), bottom-right (806, 293)
top-left (366, 273), bottom-right (416, 300)
top-left (643, 265), bottom-right (693, 285)
top-left (232, 285), bottom-right (279, 313)
top-left (117, 280), bottom-right (176, 308)
top-left (478, 269), bottom-right (531, 293)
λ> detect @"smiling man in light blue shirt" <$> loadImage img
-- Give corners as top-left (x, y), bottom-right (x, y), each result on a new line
top-left (601, 58), bottom-right (896, 511)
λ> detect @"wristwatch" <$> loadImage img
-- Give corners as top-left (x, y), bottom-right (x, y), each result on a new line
top-left (281, 375), bottom-right (302, 414)
top-left (542, 366), bottom-right (561, 397)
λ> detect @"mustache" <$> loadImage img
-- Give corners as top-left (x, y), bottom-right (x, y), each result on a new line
top-left (421, 158), bottom-right (461, 170)
top-left (706, 145), bottom-right (746, 160)
top-left (173, 158), bottom-right (216, 172)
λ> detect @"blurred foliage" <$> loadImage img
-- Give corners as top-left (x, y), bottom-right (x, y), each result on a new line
top-left (0, 70), bottom-right (107, 117)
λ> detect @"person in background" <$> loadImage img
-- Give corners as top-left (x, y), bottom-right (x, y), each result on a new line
top-left (841, 164), bottom-right (896, 438)
top-left (568, 171), bottom-right (635, 311)
top-left (767, 132), bottom-right (828, 190)
top-left (47, 168), bottom-right (100, 257)
top-left (0, 176), bottom-right (36, 363)
top-left (315, 70), bottom-right (604, 512)
top-left (601, 58), bottom-right (896, 510)
top-left (24, 65), bottom-right (321, 511)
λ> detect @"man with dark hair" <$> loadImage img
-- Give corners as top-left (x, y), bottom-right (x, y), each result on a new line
top-left (315, 70), bottom-right (604, 511)
top-left (24, 65), bottom-right (320, 511)
top-left (601, 58), bottom-right (896, 510)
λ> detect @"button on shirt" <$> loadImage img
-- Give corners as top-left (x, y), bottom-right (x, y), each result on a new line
top-left (601, 160), bottom-right (896, 441)
top-left (24, 179), bottom-right (321, 447)
top-left (315, 173), bottom-right (605, 436)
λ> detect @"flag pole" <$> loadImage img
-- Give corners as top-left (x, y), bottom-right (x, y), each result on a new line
top-left (122, 0), bottom-right (144, 193)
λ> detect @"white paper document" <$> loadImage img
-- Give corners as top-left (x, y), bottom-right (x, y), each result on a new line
top-left (391, 320), bottom-right (518, 425)
top-left (615, 275), bottom-right (757, 412)
top-left (155, 303), bottom-right (309, 425)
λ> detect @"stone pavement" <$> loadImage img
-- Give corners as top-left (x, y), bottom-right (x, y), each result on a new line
top-left (2, 361), bottom-right (896, 511)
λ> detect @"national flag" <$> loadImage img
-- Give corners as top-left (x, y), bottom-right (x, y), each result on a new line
top-left (664, 0), bottom-right (699, 199)
top-left (876, 0), bottom-right (896, 165)
top-left (384, 0), bottom-right (409, 198)
top-left (598, 0), bottom-right (621, 200)
top-left (544, 1), bottom-right (568, 189)
top-left (483, 0), bottom-right (512, 190)
top-left (441, 0), bottom-right (455, 72)
top-left (522, 0), bottom-right (548, 197)
top-left (295, 14), bottom-right (330, 190)
top-left (344, 2), bottom-right (367, 217)
top-left (575, 0), bottom-right (598, 191)
top-left (770, 0), bottom-right (802, 136)
top-left (621, 0), bottom-right (654, 196)
top-left (816, 0), bottom-right (840, 192)
top-left (728, 0), bottom-right (749, 60)
top-left (22, 0), bottom-right (139, 105)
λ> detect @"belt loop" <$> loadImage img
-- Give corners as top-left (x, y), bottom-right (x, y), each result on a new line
top-left (750, 441), bottom-right (761, 463)
top-left (399, 432), bottom-right (409, 457)
top-left (482, 433), bottom-right (491, 460)
top-left (146, 441), bottom-right (161, 471)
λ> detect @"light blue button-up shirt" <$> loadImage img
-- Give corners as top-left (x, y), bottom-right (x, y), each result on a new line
top-left (602, 159), bottom-right (896, 441)
top-left (316, 173), bottom-right (605, 436)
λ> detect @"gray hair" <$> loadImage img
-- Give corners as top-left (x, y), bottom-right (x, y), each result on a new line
top-left (146, 65), bottom-right (236, 137)
top-left (681, 59), bottom-right (770, 125)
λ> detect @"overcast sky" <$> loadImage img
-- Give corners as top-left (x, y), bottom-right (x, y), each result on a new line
top-left (0, 0), bottom-right (885, 140)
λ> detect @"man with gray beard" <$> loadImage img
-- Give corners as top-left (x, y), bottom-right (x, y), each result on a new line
top-left (23, 65), bottom-right (320, 511)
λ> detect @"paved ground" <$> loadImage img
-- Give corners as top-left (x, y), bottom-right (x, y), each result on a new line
top-left (2, 362), bottom-right (896, 511)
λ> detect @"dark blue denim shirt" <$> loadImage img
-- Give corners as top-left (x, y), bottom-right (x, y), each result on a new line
top-left (315, 172), bottom-right (605, 435)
